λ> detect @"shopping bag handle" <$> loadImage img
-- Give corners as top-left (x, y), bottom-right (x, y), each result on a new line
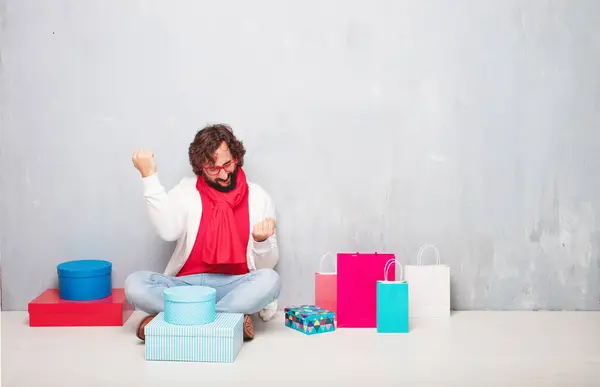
top-left (318, 252), bottom-right (336, 273)
top-left (383, 258), bottom-right (404, 282)
top-left (417, 244), bottom-right (441, 265)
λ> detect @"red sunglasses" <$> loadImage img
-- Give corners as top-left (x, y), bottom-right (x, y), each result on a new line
top-left (203, 158), bottom-right (237, 176)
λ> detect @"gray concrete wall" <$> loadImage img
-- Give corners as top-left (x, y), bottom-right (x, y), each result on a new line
top-left (1, 0), bottom-right (599, 311)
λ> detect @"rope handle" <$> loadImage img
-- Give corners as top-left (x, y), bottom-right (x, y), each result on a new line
top-left (318, 252), bottom-right (336, 273)
top-left (417, 244), bottom-right (441, 266)
top-left (383, 258), bottom-right (404, 282)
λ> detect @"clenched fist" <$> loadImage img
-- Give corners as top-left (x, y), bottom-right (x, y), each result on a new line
top-left (252, 218), bottom-right (276, 243)
top-left (132, 150), bottom-right (157, 178)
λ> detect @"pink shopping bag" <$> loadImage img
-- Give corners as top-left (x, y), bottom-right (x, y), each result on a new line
top-left (337, 252), bottom-right (396, 328)
top-left (315, 252), bottom-right (337, 313)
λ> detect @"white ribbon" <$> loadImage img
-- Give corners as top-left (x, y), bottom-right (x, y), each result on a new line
top-left (318, 252), bottom-right (336, 273)
top-left (417, 244), bottom-right (441, 266)
top-left (383, 258), bottom-right (404, 282)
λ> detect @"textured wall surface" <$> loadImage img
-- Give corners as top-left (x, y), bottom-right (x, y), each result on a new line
top-left (1, 0), bottom-right (599, 311)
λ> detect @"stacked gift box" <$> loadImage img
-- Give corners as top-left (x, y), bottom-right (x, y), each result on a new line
top-left (28, 259), bottom-right (133, 327)
top-left (144, 286), bottom-right (244, 363)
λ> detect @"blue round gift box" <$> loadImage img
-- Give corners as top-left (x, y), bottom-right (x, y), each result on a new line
top-left (57, 259), bottom-right (112, 301)
top-left (164, 286), bottom-right (216, 325)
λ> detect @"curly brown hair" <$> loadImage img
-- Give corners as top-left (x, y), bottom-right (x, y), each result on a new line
top-left (188, 124), bottom-right (246, 176)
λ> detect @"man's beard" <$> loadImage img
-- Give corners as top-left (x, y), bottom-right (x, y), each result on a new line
top-left (203, 167), bottom-right (238, 193)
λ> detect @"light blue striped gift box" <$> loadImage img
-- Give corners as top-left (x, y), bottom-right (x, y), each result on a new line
top-left (145, 312), bottom-right (244, 362)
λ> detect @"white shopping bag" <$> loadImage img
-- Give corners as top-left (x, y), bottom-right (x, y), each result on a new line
top-left (404, 244), bottom-right (450, 318)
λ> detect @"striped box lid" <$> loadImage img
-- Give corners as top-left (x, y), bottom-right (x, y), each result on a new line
top-left (145, 312), bottom-right (243, 338)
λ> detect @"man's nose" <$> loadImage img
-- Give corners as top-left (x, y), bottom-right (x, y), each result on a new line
top-left (218, 169), bottom-right (229, 180)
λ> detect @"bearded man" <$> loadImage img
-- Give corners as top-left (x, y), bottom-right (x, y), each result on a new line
top-left (125, 124), bottom-right (281, 342)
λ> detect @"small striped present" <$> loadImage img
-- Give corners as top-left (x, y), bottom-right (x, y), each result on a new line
top-left (144, 312), bottom-right (243, 362)
top-left (284, 305), bottom-right (335, 335)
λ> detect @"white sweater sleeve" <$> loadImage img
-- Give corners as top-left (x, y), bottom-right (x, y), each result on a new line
top-left (251, 193), bottom-right (280, 269)
top-left (141, 173), bottom-right (187, 242)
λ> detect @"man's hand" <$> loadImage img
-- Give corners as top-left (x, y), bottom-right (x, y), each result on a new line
top-left (132, 150), bottom-right (157, 178)
top-left (252, 218), bottom-right (276, 242)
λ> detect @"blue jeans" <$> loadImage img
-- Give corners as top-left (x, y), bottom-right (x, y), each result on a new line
top-left (124, 268), bottom-right (281, 315)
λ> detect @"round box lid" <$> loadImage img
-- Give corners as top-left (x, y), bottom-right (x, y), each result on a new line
top-left (164, 286), bottom-right (216, 303)
top-left (57, 260), bottom-right (112, 278)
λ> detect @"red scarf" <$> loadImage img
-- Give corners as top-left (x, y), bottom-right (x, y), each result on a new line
top-left (191, 167), bottom-right (250, 266)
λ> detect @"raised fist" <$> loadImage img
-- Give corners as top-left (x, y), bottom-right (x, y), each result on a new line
top-left (132, 150), bottom-right (156, 178)
top-left (252, 218), bottom-right (276, 243)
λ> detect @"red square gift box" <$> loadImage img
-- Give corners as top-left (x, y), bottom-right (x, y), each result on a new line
top-left (27, 288), bottom-right (133, 327)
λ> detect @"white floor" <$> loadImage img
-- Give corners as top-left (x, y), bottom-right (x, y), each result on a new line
top-left (1, 310), bottom-right (599, 387)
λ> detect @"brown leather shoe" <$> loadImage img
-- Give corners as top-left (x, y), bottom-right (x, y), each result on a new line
top-left (136, 314), bottom-right (156, 341)
top-left (243, 314), bottom-right (254, 341)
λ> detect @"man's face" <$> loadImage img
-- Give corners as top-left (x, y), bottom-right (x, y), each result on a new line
top-left (202, 141), bottom-right (238, 192)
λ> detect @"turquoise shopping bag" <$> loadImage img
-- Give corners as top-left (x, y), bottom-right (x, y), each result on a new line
top-left (376, 258), bottom-right (409, 333)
